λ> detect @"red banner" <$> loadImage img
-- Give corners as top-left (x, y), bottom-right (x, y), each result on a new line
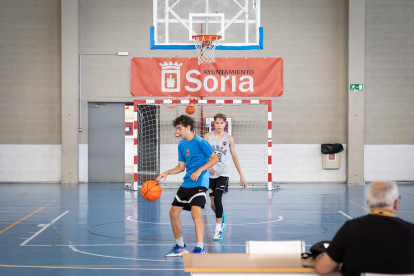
top-left (131, 58), bottom-right (283, 97)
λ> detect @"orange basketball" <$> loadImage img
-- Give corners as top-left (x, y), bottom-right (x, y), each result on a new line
top-left (186, 105), bottom-right (196, 115)
top-left (141, 180), bottom-right (162, 201)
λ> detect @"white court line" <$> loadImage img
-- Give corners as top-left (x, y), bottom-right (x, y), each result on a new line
top-left (338, 211), bottom-right (353, 219)
top-left (24, 243), bottom-right (246, 247)
top-left (126, 216), bottom-right (171, 224)
top-left (69, 245), bottom-right (168, 262)
top-left (0, 265), bottom-right (182, 271)
top-left (229, 216), bottom-right (283, 225)
top-left (126, 216), bottom-right (283, 225)
top-left (20, 211), bottom-right (69, 246)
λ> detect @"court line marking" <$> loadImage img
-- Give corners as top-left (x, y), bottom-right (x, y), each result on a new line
top-left (348, 200), bottom-right (370, 211)
top-left (0, 200), bottom-right (56, 235)
top-left (46, 233), bottom-right (66, 252)
top-left (20, 211), bottom-right (69, 246)
top-left (20, 192), bottom-right (29, 196)
top-left (46, 214), bottom-right (86, 252)
top-left (126, 216), bottom-right (283, 225)
top-left (0, 265), bottom-right (183, 270)
top-left (69, 245), bottom-right (169, 262)
top-left (338, 211), bottom-right (353, 219)
top-left (23, 243), bottom-right (247, 247)
top-left (1, 265), bottom-right (182, 267)
top-left (229, 216), bottom-right (283, 225)
top-left (76, 215), bottom-right (87, 224)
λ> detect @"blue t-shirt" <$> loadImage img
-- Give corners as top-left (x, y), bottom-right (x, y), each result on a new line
top-left (178, 135), bottom-right (215, 188)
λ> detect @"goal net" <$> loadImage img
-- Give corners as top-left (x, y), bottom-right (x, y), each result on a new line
top-left (127, 99), bottom-right (272, 190)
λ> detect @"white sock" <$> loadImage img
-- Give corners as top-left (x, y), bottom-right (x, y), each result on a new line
top-left (196, 242), bottom-right (204, 249)
top-left (216, 223), bottom-right (222, 230)
top-left (176, 237), bottom-right (184, 247)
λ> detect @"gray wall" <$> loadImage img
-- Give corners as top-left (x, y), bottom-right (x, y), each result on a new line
top-left (236, 0), bottom-right (349, 144)
top-left (0, 0), bottom-right (61, 144)
top-left (78, 0), bottom-right (348, 145)
top-left (365, 0), bottom-right (414, 145)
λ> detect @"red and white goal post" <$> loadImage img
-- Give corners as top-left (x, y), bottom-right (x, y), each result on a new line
top-left (125, 99), bottom-right (274, 191)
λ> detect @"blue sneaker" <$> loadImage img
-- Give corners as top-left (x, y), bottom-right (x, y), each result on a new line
top-left (191, 247), bottom-right (206, 254)
top-left (164, 244), bottom-right (189, 257)
top-left (221, 211), bottom-right (226, 232)
top-left (213, 228), bottom-right (223, 240)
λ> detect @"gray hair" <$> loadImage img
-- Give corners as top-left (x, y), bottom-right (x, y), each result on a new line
top-left (367, 180), bottom-right (399, 208)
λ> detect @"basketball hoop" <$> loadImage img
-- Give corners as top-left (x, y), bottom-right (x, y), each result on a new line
top-left (192, 35), bottom-right (222, 64)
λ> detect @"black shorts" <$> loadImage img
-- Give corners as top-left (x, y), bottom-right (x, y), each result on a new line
top-left (172, 186), bottom-right (208, 211)
top-left (208, 176), bottom-right (229, 197)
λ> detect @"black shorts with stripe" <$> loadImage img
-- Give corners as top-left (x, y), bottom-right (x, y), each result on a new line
top-left (208, 176), bottom-right (229, 197)
top-left (172, 186), bottom-right (208, 211)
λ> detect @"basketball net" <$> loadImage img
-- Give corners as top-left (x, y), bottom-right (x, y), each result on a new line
top-left (193, 35), bottom-right (221, 65)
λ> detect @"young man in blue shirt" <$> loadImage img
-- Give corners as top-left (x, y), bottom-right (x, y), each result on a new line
top-left (156, 115), bottom-right (219, 256)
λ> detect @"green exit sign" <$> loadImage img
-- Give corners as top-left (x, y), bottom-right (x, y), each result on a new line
top-left (350, 84), bottom-right (363, 91)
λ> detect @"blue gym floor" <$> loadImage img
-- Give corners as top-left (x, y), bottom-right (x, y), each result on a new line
top-left (1, 183), bottom-right (414, 275)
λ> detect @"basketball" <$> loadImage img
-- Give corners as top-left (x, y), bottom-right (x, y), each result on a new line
top-left (186, 105), bottom-right (196, 115)
top-left (141, 180), bottom-right (162, 201)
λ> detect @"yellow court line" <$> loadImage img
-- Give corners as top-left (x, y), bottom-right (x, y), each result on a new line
top-left (348, 200), bottom-right (370, 211)
top-left (0, 200), bottom-right (56, 235)
top-left (1, 265), bottom-right (183, 268)
top-left (46, 215), bottom-right (87, 252)
top-left (46, 233), bottom-right (67, 252)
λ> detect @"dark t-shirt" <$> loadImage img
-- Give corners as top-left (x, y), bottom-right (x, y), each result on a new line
top-left (326, 214), bottom-right (414, 276)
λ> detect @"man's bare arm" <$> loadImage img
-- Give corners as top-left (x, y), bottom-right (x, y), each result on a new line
top-left (190, 153), bottom-right (219, 181)
top-left (229, 136), bottom-right (247, 188)
top-left (203, 132), bottom-right (216, 175)
top-left (314, 253), bottom-right (339, 275)
top-left (156, 162), bottom-right (185, 181)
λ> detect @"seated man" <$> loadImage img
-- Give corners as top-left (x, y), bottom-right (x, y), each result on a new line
top-left (315, 180), bottom-right (414, 276)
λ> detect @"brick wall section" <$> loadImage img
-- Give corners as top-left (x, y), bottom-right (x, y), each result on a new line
top-left (79, 0), bottom-right (348, 145)
top-left (0, 0), bottom-right (61, 144)
top-left (365, 0), bottom-right (414, 144)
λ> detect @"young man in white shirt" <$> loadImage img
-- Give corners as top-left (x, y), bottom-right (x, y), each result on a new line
top-left (204, 113), bottom-right (247, 240)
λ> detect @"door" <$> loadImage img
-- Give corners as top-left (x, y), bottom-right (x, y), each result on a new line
top-left (88, 103), bottom-right (125, 183)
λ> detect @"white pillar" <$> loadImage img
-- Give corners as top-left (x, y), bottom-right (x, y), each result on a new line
top-left (347, 0), bottom-right (365, 184)
top-left (61, 0), bottom-right (79, 183)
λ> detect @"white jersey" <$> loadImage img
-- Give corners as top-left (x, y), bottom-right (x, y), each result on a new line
top-left (208, 131), bottom-right (230, 179)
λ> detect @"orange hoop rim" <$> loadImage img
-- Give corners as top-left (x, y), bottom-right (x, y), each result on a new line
top-left (192, 35), bottom-right (222, 42)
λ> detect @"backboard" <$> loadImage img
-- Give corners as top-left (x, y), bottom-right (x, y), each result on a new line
top-left (151, 0), bottom-right (262, 50)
